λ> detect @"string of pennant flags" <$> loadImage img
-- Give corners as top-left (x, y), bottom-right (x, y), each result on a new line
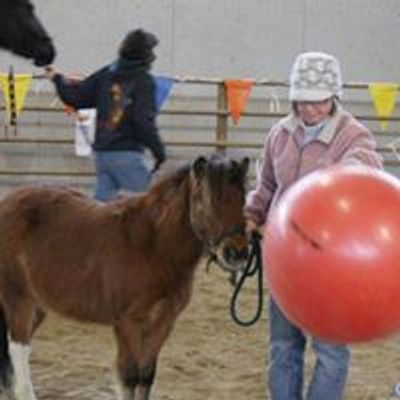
top-left (0, 68), bottom-right (399, 132)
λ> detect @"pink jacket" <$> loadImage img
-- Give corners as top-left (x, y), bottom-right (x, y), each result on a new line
top-left (245, 105), bottom-right (383, 225)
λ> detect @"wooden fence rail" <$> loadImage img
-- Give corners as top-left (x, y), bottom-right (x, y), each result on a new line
top-left (1, 77), bottom-right (400, 178)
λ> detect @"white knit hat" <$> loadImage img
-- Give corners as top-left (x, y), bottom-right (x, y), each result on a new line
top-left (289, 52), bottom-right (343, 102)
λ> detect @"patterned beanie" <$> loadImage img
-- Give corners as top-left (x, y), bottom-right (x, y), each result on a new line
top-left (289, 52), bottom-right (343, 102)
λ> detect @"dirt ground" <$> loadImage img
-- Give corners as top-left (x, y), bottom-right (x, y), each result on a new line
top-left (30, 261), bottom-right (400, 400)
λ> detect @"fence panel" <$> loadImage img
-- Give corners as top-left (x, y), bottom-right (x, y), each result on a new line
top-left (1, 77), bottom-right (400, 195)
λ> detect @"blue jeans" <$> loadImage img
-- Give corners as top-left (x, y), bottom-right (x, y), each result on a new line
top-left (94, 150), bottom-right (150, 202)
top-left (269, 298), bottom-right (350, 400)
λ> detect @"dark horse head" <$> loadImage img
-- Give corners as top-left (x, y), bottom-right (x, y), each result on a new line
top-left (0, 0), bottom-right (56, 66)
top-left (188, 154), bottom-right (250, 271)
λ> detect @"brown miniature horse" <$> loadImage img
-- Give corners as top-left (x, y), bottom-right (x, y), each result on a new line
top-left (0, 154), bottom-right (249, 400)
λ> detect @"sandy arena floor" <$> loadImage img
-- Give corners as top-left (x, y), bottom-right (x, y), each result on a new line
top-left (29, 261), bottom-right (400, 400)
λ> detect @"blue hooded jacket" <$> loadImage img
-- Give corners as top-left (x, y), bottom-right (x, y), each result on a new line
top-left (52, 57), bottom-right (165, 163)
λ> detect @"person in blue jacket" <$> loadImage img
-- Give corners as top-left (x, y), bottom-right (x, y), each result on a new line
top-left (45, 29), bottom-right (166, 201)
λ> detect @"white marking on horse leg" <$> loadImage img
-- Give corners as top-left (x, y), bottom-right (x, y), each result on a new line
top-left (115, 383), bottom-right (135, 400)
top-left (114, 371), bottom-right (135, 400)
top-left (8, 342), bottom-right (36, 400)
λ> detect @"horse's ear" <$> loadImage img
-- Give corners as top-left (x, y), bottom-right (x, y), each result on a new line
top-left (230, 157), bottom-right (250, 182)
top-left (192, 156), bottom-right (208, 179)
top-left (240, 157), bottom-right (250, 176)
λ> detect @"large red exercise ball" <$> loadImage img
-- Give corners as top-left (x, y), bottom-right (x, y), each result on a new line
top-left (264, 165), bottom-right (400, 343)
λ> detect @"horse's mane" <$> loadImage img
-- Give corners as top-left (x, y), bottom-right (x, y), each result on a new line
top-left (145, 154), bottom-right (247, 202)
top-left (109, 163), bottom-right (191, 210)
top-left (98, 164), bottom-right (193, 242)
top-left (206, 154), bottom-right (247, 199)
top-left (149, 163), bottom-right (191, 196)
top-left (143, 164), bottom-right (192, 227)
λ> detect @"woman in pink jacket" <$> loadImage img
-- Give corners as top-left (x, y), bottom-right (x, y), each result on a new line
top-left (245, 52), bottom-right (382, 400)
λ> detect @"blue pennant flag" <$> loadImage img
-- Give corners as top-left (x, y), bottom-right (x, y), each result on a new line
top-left (154, 76), bottom-right (174, 112)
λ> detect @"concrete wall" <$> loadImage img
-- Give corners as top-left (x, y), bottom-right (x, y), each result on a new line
top-left (1, 0), bottom-right (400, 84)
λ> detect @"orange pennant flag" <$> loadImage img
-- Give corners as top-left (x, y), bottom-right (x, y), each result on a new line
top-left (225, 79), bottom-right (253, 125)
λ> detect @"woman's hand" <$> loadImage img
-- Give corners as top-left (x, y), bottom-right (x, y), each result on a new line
top-left (245, 219), bottom-right (264, 240)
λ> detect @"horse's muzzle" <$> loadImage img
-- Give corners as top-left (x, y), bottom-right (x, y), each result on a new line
top-left (211, 226), bottom-right (249, 273)
top-left (223, 245), bottom-right (249, 265)
top-left (34, 39), bottom-right (56, 66)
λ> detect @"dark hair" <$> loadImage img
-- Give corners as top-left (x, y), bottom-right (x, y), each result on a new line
top-left (118, 29), bottom-right (158, 62)
top-left (292, 96), bottom-right (338, 116)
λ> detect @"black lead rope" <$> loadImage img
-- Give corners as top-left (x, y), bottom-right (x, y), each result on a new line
top-left (230, 232), bottom-right (264, 327)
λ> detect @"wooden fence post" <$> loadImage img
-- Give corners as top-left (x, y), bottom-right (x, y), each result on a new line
top-left (216, 81), bottom-right (228, 153)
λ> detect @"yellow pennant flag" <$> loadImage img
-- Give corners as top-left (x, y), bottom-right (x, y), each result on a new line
top-left (368, 82), bottom-right (398, 131)
top-left (225, 79), bottom-right (253, 125)
top-left (0, 73), bottom-right (32, 120)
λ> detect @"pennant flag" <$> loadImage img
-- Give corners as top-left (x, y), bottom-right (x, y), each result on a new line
top-left (368, 82), bottom-right (398, 131)
top-left (155, 76), bottom-right (174, 112)
top-left (225, 79), bottom-right (253, 125)
top-left (0, 73), bottom-right (32, 119)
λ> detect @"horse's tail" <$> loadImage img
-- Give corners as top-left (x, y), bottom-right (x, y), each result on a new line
top-left (0, 306), bottom-right (13, 391)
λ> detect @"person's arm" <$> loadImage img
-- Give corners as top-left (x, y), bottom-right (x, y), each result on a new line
top-left (244, 128), bottom-right (278, 228)
top-left (340, 129), bottom-right (383, 169)
top-left (45, 65), bottom-right (99, 109)
top-left (132, 76), bottom-right (166, 165)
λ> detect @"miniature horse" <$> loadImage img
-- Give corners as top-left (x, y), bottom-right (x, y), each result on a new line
top-left (0, 154), bottom-right (249, 400)
top-left (0, 0), bottom-right (55, 66)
